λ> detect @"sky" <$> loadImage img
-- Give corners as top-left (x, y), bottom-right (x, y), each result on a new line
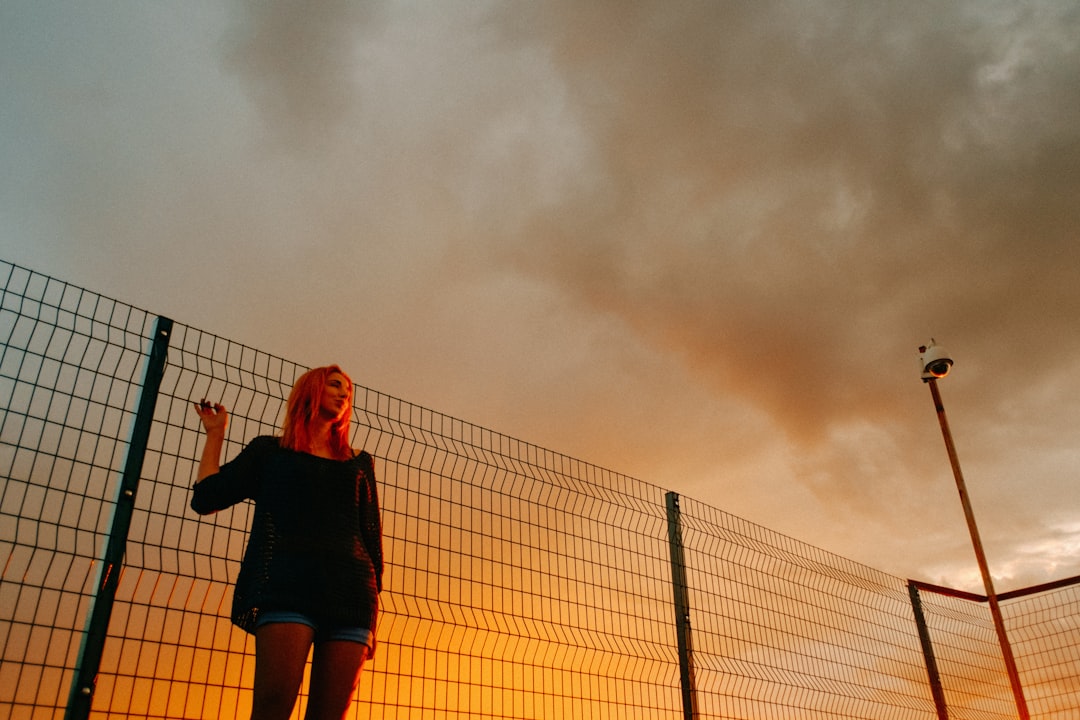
top-left (2, 1), bottom-right (1078, 594)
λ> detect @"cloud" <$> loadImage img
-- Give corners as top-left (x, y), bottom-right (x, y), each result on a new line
top-left (489, 0), bottom-right (1080, 428)
top-left (220, 0), bottom-right (383, 151)
top-left (2, 0), bottom-right (1078, 589)
top-left (465, 1), bottom-right (1080, 583)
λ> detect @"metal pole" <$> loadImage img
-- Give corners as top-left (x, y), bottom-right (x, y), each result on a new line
top-left (907, 580), bottom-right (949, 719)
top-left (665, 492), bottom-right (698, 720)
top-left (66, 316), bottom-right (173, 720)
top-left (926, 377), bottom-right (1029, 719)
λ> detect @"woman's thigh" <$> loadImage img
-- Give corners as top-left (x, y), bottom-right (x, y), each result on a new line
top-left (305, 640), bottom-right (369, 720)
top-left (252, 622), bottom-right (316, 720)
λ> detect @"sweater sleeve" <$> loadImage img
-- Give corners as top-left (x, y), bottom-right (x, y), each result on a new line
top-left (190, 436), bottom-right (269, 514)
top-left (359, 451), bottom-right (384, 593)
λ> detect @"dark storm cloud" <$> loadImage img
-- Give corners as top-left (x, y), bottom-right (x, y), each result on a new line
top-left (221, 0), bottom-right (384, 150)
top-left (451, 2), bottom-right (1080, 581)
top-left (494, 1), bottom-right (1080, 446)
top-left (2, 0), bottom-right (1078, 587)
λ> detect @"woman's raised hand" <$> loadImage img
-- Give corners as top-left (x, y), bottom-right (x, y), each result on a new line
top-left (194, 399), bottom-right (228, 436)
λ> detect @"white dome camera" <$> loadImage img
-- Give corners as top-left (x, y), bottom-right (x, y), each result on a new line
top-left (919, 341), bottom-right (953, 381)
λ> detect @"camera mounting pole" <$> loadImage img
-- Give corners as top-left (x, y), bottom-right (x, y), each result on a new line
top-left (922, 359), bottom-right (1029, 719)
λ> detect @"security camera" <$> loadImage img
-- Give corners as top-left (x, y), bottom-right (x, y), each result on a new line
top-left (918, 342), bottom-right (953, 381)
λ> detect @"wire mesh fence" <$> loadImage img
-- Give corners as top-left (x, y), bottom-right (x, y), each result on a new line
top-left (1002, 582), bottom-right (1080, 718)
top-left (678, 496), bottom-right (938, 719)
top-left (1, 258), bottom-right (1077, 719)
top-left (907, 578), bottom-right (1080, 720)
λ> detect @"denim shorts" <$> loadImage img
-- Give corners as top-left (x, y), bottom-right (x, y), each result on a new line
top-left (255, 610), bottom-right (372, 648)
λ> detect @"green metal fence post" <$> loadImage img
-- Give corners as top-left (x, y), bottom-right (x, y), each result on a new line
top-left (65, 316), bottom-right (173, 720)
top-left (666, 491), bottom-right (698, 720)
top-left (908, 580), bottom-right (949, 720)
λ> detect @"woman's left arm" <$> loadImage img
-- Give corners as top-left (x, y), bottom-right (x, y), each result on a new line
top-left (358, 452), bottom-right (384, 592)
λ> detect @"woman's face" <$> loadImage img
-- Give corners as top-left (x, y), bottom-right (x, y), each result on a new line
top-left (319, 372), bottom-right (352, 420)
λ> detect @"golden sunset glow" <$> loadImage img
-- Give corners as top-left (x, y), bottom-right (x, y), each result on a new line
top-left (4, 1), bottom-right (1080, 717)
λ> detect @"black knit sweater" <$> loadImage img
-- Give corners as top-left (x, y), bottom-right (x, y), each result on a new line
top-left (191, 436), bottom-right (383, 645)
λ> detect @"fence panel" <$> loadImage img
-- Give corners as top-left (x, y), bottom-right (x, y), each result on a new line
top-left (1004, 582), bottom-right (1080, 718)
top-left (2, 257), bottom-right (1078, 719)
top-left (678, 496), bottom-right (939, 719)
top-left (0, 263), bottom-right (159, 719)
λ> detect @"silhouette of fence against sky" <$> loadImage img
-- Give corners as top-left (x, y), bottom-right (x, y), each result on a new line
top-left (1, 257), bottom-right (1077, 719)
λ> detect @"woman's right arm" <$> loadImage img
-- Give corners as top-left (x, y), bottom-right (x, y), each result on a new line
top-left (191, 400), bottom-right (241, 515)
top-left (194, 400), bottom-right (228, 481)
top-left (191, 402), bottom-right (265, 514)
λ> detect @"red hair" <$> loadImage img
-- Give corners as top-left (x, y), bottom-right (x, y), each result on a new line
top-left (280, 365), bottom-right (354, 460)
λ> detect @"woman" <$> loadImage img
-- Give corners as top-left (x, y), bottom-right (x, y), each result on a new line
top-left (191, 365), bottom-right (383, 720)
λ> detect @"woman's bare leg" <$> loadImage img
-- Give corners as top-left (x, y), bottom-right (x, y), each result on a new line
top-left (251, 623), bottom-right (315, 720)
top-left (304, 641), bottom-right (369, 720)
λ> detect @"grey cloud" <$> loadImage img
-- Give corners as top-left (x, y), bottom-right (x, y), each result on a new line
top-left (2, 0), bottom-right (1078, 588)
top-left (221, 0), bottom-right (385, 151)
top-left (489, 1), bottom-right (1080, 440)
